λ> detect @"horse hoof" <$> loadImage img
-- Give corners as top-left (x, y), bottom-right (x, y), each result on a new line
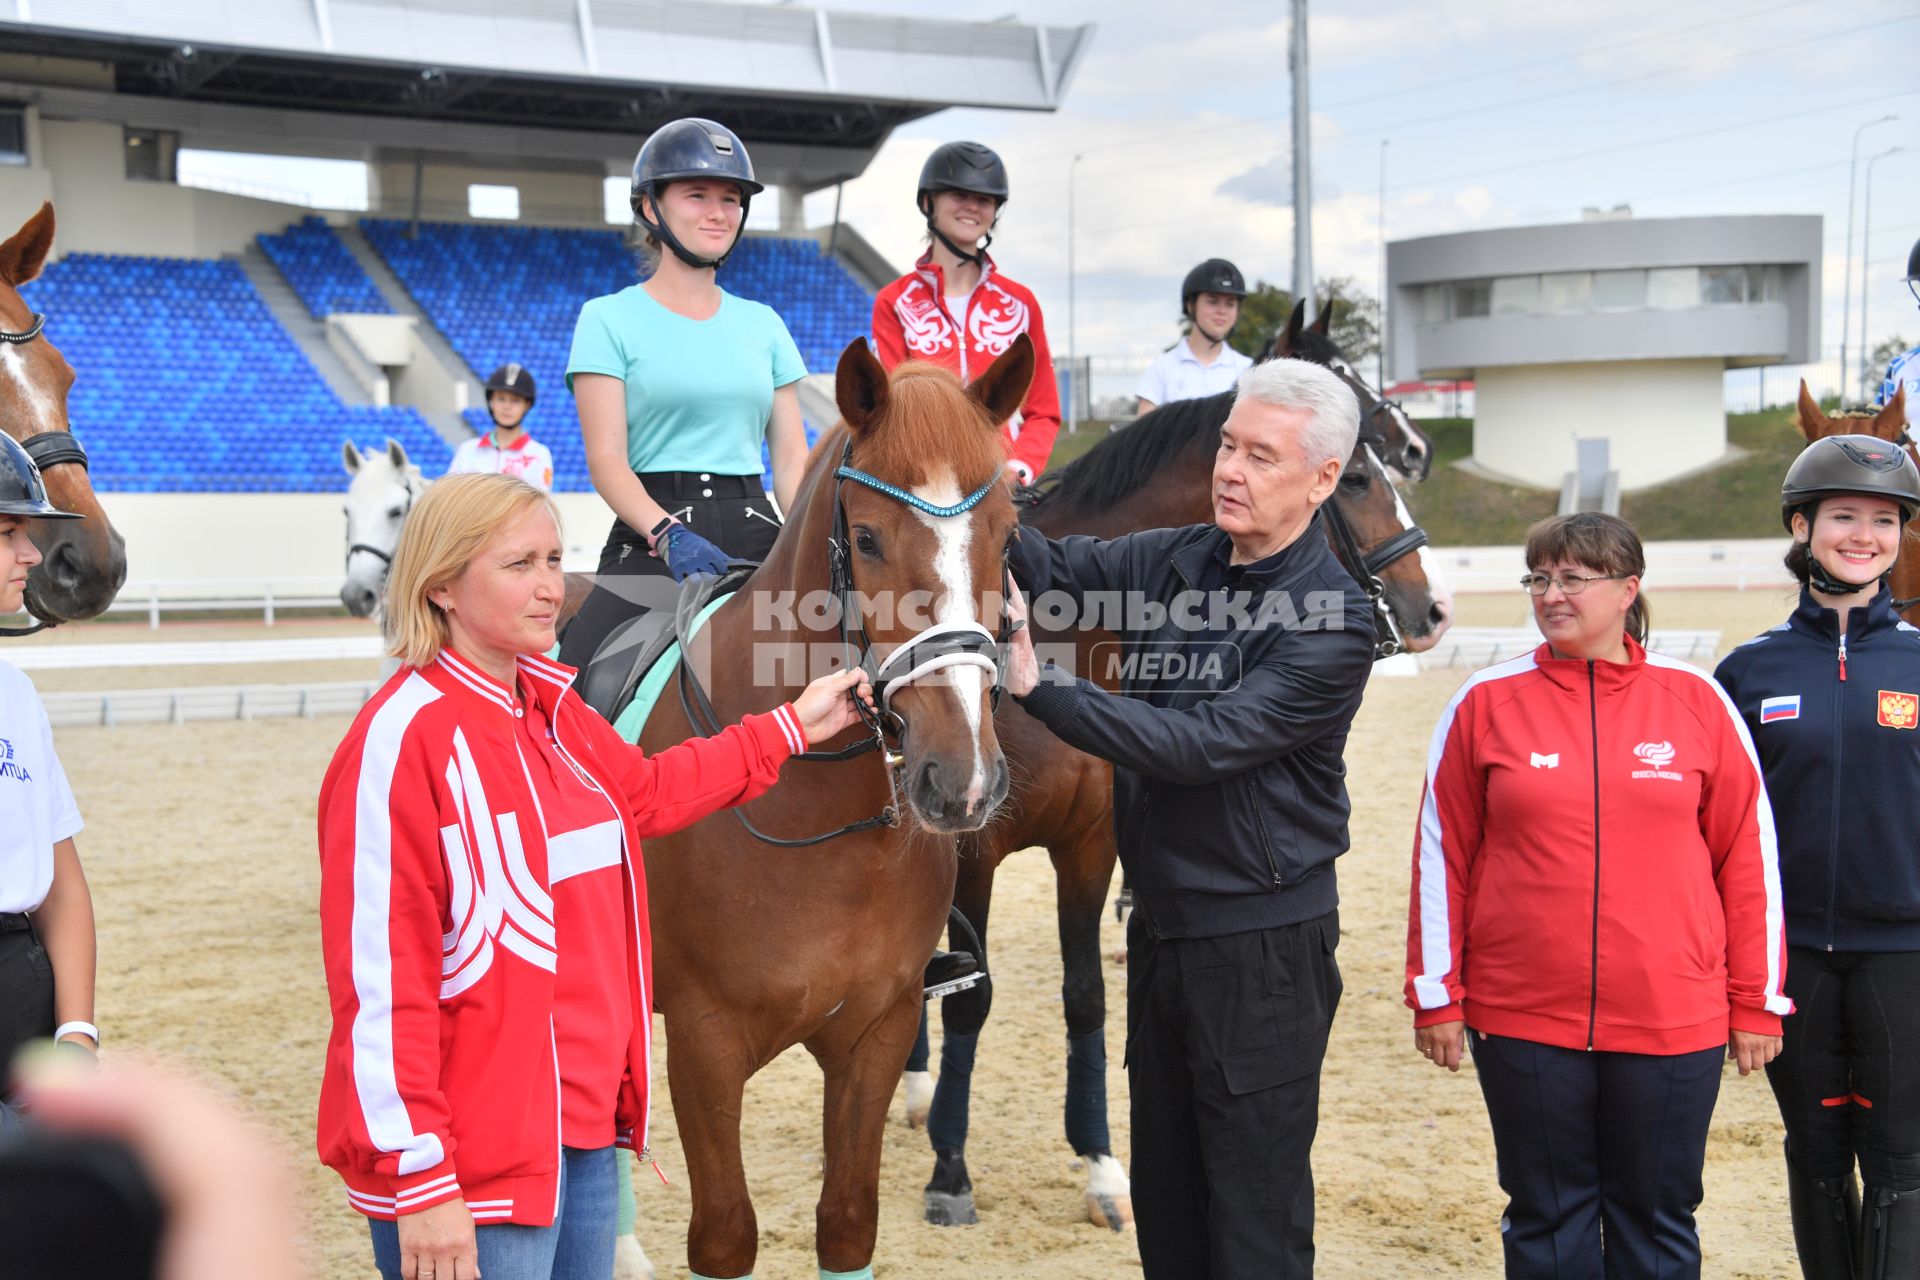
top-left (613, 1233), bottom-right (656, 1280)
top-left (903, 1069), bottom-right (933, 1129)
top-left (1084, 1152), bottom-right (1134, 1231)
top-left (925, 1189), bottom-right (978, 1226)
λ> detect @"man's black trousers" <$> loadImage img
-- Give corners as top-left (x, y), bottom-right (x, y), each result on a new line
top-left (1126, 909), bottom-right (1341, 1279)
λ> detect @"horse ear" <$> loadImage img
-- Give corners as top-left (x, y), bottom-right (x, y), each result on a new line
top-left (1876, 384), bottom-right (1908, 438)
top-left (0, 202), bottom-right (55, 289)
top-left (1277, 298), bottom-right (1306, 356)
top-left (1795, 379), bottom-right (1826, 443)
top-left (343, 441), bottom-right (362, 475)
top-left (1310, 299), bottom-right (1333, 336)
top-left (968, 332), bottom-right (1035, 427)
top-left (835, 338), bottom-right (890, 436)
top-left (386, 437), bottom-right (409, 470)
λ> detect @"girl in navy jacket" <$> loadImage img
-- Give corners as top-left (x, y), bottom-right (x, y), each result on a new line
top-left (1716, 424), bottom-right (1920, 1280)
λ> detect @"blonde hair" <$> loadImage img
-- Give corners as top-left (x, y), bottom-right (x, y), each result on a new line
top-left (384, 473), bottom-right (562, 669)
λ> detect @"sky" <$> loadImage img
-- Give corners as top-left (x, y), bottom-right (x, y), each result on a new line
top-left (182, 0), bottom-right (1920, 403)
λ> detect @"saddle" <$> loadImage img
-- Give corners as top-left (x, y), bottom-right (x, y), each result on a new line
top-left (576, 564), bottom-right (757, 726)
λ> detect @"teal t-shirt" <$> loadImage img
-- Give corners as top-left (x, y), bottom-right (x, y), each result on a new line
top-left (566, 285), bottom-right (807, 476)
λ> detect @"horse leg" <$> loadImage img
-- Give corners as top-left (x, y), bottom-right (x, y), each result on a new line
top-left (664, 1018), bottom-right (759, 1279)
top-left (1054, 826), bottom-right (1132, 1230)
top-left (902, 1002), bottom-right (933, 1129)
top-left (924, 846), bottom-right (998, 1226)
top-left (814, 989), bottom-right (926, 1278)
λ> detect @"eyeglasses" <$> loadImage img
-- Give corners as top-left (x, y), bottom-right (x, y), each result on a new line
top-left (1519, 572), bottom-right (1630, 597)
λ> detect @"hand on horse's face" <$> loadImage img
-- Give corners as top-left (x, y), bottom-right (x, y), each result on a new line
top-left (1004, 581), bottom-right (1038, 698)
top-left (791, 666), bottom-right (876, 746)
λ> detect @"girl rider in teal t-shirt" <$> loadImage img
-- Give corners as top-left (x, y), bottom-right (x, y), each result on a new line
top-left (558, 117), bottom-right (808, 675)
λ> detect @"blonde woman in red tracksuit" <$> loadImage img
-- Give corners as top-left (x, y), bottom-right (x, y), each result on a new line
top-left (1404, 512), bottom-right (1792, 1280)
top-left (870, 141), bottom-right (1061, 486)
top-left (315, 473), bottom-right (871, 1280)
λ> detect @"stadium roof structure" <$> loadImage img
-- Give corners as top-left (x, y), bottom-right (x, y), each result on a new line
top-left (0, 1), bottom-right (1093, 163)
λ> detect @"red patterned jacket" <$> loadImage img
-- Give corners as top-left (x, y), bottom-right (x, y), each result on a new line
top-left (871, 251), bottom-right (1061, 481)
top-left (315, 649), bottom-right (806, 1225)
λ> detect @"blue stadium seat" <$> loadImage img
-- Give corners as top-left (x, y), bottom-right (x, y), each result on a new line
top-left (360, 219), bottom-right (871, 491)
top-left (257, 216), bottom-right (392, 319)
top-left (19, 254), bottom-right (447, 493)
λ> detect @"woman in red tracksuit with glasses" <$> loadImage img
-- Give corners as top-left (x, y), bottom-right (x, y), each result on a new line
top-left (1404, 511), bottom-right (1791, 1280)
top-left (870, 141), bottom-right (1062, 486)
top-left (315, 472), bottom-right (870, 1280)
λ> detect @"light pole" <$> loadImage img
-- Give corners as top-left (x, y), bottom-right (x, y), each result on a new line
top-left (1841, 115), bottom-right (1897, 403)
top-left (1290, 0), bottom-right (1313, 319)
top-left (1067, 152), bottom-right (1083, 433)
top-left (1860, 145), bottom-right (1907, 402)
top-left (1378, 138), bottom-right (1389, 391)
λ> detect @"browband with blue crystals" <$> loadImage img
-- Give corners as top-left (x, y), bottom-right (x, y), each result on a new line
top-left (834, 464), bottom-right (998, 518)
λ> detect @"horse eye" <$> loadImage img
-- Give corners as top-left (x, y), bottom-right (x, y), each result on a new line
top-left (1341, 471), bottom-right (1370, 491)
top-left (387, 505), bottom-right (405, 519)
top-left (854, 529), bottom-right (879, 556)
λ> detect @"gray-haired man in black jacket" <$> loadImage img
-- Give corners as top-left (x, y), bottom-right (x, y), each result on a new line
top-left (1005, 357), bottom-right (1375, 1279)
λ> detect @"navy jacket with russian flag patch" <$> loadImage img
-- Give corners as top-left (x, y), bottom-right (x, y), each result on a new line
top-left (1716, 585), bottom-right (1920, 952)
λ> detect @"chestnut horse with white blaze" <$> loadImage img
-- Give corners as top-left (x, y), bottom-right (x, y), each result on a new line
top-left (635, 336), bottom-right (1032, 1277)
top-left (0, 203), bottom-right (126, 631)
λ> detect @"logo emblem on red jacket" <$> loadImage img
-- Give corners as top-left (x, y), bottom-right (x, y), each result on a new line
top-left (1879, 690), bottom-right (1918, 730)
top-left (1630, 740), bottom-right (1682, 782)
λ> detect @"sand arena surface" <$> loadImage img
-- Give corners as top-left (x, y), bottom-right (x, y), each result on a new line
top-left (55, 587), bottom-right (1806, 1277)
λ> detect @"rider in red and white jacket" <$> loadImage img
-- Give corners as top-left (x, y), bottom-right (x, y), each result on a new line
top-left (1406, 634), bottom-right (1792, 1054)
top-left (871, 142), bottom-right (1061, 483)
top-left (315, 648), bottom-right (808, 1226)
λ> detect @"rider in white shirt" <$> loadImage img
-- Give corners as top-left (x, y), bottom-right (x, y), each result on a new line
top-left (447, 363), bottom-right (554, 492)
top-left (1881, 236), bottom-right (1920, 431)
top-left (1135, 259), bottom-right (1254, 416)
top-left (0, 432), bottom-right (98, 1101)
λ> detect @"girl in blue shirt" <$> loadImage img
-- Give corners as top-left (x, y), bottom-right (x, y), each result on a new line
top-left (558, 118), bottom-right (808, 678)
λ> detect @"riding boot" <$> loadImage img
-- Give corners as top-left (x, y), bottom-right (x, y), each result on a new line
top-left (1860, 1185), bottom-right (1920, 1280)
top-left (1785, 1159), bottom-right (1860, 1280)
top-left (923, 950), bottom-right (977, 992)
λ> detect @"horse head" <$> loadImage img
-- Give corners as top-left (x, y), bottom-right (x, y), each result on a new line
top-left (826, 336), bottom-right (1029, 833)
top-left (1266, 296), bottom-right (1434, 482)
top-left (0, 202), bottom-right (128, 628)
top-left (1796, 377), bottom-right (1908, 447)
top-left (1329, 423), bottom-right (1453, 654)
top-left (341, 437), bottom-right (424, 619)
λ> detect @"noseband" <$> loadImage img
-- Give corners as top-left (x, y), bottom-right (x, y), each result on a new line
top-left (0, 311), bottom-right (94, 638)
top-left (673, 439), bottom-right (1013, 847)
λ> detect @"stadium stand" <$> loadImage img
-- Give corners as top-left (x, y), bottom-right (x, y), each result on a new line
top-left (256, 216), bottom-right (392, 319)
top-left (20, 253), bottom-right (447, 492)
top-left (358, 219), bottom-right (871, 491)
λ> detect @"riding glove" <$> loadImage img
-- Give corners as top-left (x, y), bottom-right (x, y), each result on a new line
top-left (659, 524), bottom-right (730, 582)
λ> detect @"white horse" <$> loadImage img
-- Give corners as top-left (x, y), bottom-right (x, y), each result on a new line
top-left (339, 436), bottom-right (656, 1280)
top-left (340, 438), bottom-right (429, 621)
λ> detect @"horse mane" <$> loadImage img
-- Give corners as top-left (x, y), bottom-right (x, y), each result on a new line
top-left (850, 361), bottom-right (1008, 494)
top-left (1025, 391), bottom-right (1231, 515)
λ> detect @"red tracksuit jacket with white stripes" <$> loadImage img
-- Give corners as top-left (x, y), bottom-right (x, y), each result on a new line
top-left (315, 649), bottom-right (806, 1225)
top-left (1405, 637), bottom-right (1792, 1055)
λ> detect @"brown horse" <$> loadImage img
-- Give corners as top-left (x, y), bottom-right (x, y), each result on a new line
top-left (635, 336), bottom-right (1034, 1277)
top-left (1794, 378), bottom-right (1917, 621)
top-left (909, 348), bottom-right (1455, 1228)
top-left (0, 203), bottom-right (126, 629)
top-left (1266, 297), bottom-right (1435, 481)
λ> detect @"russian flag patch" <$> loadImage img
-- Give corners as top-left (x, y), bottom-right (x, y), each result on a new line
top-left (1761, 695), bottom-right (1801, 724)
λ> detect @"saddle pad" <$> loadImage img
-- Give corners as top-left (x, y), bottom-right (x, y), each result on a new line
top-left (611, 593), bottom-right (733, 744)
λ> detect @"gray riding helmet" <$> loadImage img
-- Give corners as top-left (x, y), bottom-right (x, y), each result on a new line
top-left (0, 432), bottom-right (81, 520)
top-left (1780, 434), bottom-right (1920, 530)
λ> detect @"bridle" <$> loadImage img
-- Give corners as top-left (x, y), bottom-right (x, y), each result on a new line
top-left (1, 310), bottom-right (94, 637)
top-left (345, 473), bottom-right (424, 587)
top-left (1320, 431), bottom-right (1429, 659)
top-left (1322, 357), bottom-right (1429, 482)
top-left (673, 437), bottom-right (1013, 847)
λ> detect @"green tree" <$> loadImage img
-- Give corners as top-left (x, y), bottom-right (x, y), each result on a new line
top-left (1226, 275), bottom-right (1381, 367)
top-left (1870, 334), bottom-right (1911, 376)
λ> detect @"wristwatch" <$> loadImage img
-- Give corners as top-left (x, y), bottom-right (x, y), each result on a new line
top-left (646, 515), bottom-right (678, 550)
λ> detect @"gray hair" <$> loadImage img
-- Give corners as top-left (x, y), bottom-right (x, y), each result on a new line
top-left (1234, 358), bottom-right (1360, 469)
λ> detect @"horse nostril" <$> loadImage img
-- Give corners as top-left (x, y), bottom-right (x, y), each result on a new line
top-left (1429, 600), bottom-right (1451, 629)
top-left (46, 542), bottom-right (83, 593)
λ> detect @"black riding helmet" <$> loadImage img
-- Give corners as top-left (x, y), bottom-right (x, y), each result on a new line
top-left (1906, 234), bottom-right (1920, 308)
top-left (0, 432), bottom-right (80, 521)
top-left (1181, 259), bottom-right (1248, 343)
top-left (484, 362), bottom-right (537, 406)
top-left (629, 118), bottom-right (762, 271)
top-left (917, 142), bottom-right (1008, 269)
top-left (1781, 434), bottom-right (1920, 595)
